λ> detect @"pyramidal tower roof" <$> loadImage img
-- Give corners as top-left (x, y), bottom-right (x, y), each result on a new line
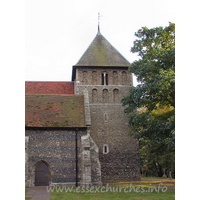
top-left (74, 26), bottom-right (130, 67)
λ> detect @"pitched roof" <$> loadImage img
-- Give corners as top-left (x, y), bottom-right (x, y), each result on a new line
top-left (25, 82), bottom-right (74, 95)
top-left (74, 32), bottom-right (130, 67)
top-left (25, 94), bottom-right (85, 127)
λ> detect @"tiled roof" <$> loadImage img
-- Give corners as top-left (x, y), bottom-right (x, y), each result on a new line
top-left (25, 82), bottom-right (74, 95)
top-left (74, 32), bottom-right (130, 67)
top-left (25, 94), bottom-right (85, 127)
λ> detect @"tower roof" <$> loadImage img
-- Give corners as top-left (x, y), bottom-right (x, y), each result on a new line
top-left (74, 31), bottom-right (130, 67)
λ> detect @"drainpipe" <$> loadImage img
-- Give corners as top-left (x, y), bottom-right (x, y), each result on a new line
top-left (75, 128), bottom-right (78, 187)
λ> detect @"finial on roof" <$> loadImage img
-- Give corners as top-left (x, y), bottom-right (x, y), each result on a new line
top-left (98, 12), bottom-right (101, 35)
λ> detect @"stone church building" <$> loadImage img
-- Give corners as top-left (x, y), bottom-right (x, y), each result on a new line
top-left (25, 26), bottom-right (140, 187)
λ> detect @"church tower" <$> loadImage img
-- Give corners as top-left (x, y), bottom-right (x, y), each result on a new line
top-left (72, 25), bottom-right (140, 181)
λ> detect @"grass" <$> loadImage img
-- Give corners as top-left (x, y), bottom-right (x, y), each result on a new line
top-left (50, 177), bottom-right (175, 200)
top-left (25, 189), bottom-right (32, 200)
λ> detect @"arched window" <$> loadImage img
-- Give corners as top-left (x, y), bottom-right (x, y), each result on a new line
top-left (83, 71), bottom-right (87, 84)
top-left (122, 71), bottom-right (127, 85)
top-left (106, 73), bottom-right (108, 85)
top-left (101, 73), bottom-right (104, 85)
top-left (102, 72), bottom-right (108, 85)
top-left (92, 89), bottom-right (98, 103)
top-left (103, 89), bottom-right (108, 103)
top-left (113, 89), bottom-right (119, 103)
top-left (92, 71), bottom-right (97, 85)
top-left (113, 71), bottom-right (118, 85)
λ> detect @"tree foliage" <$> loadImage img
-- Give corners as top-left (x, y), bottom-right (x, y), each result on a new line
top-left (122, 22), bottom-right (175, 177)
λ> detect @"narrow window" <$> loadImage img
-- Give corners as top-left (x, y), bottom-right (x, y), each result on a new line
top-left (113, 89), bottom-right (119, 103)
top-left (92, 71), bottom-right (97, 85)
top-left (102, 72), bottom-right (108, 85)
top-left (106, 74), bottom-right (108, 85)
top-left (103, 89), bottom-right (108, 103)
top-left (113, 71), bottom-right (118, 85)
top-left (83, 71), bottom-right (87, 84)
top-left (104, 113), bottom-right (108, 122)
top-left (104, 146), bottom-right (107, 153)
top-left (101, 73), bottom-right (104, 85)
top-left (122, 71), bottom-right (127, 85)
top-left (92, 89), bottom-right (98, 103)
top-left (103, 144), bottom-right (109, 154)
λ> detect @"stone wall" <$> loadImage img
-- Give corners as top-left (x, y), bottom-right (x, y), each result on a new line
top-left (75, 66), bottom-right (141, 181)
top-left (89, 103), bottom-right (140, 181)
top-left (25, 128), bottom-right (87, 187)
top-left (75, 67), bottom-right (133, 87)
top-left (25, 136), bottom-right (29, 187)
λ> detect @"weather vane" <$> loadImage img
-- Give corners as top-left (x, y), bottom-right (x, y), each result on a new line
top-left (98, 12), bottom-right (102, 35)
top-left (98, 12), bottom-right (100, 25)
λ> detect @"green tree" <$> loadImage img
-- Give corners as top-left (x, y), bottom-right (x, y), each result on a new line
top-left (122, 22), bottom-right (175, 177)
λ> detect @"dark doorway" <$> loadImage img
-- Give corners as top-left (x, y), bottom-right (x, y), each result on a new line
top-left (35, 161), bottom-right (50, 186)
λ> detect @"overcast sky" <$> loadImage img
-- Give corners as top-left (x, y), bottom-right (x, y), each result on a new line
top-left (25, 0), bottom-right (175, 85)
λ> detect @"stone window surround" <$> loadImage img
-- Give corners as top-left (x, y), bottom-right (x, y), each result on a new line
top-left (103, 144), bottom-right (109, 154)
top-left (101, 71), bottom-right (108, 85)
top-left (104, 113), bottom-right (108, 122)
